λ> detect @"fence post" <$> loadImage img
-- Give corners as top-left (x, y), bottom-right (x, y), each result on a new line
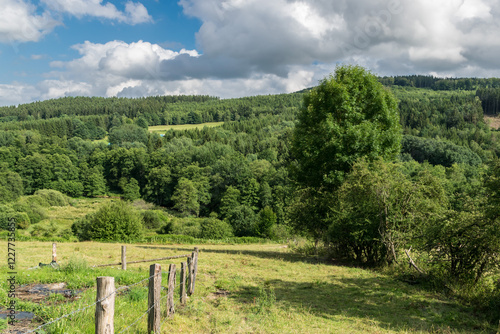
top-left (167, 264), bottom-right (176, 318)
top-left (187, 256), bottom-right (193, 295)
top-left (147, 264), bottom-right (161, 334)
top-left (180, 262), bottom-right (187, 304)
top-left (52, 243), bottom-right (57, 262)
top-left (95, 276), bottom-right (115, 334)
top-left (121, 246), bottom-right (126, 270)
top-left (191, 249), bottom-right (198, 294)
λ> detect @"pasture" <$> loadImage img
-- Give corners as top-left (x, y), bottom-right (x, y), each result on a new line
top-left (0, 241), bottom-right (494, 333)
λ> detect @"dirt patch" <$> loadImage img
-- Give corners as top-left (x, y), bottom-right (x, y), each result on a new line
top-left (208, 289), bottom-right (230, 300)
top-left (0, 283), bottom-right (86, 333)
top-left (485, 115), bottom-right (500, 130)
top-left (16, 283), bottom-right (83, 304)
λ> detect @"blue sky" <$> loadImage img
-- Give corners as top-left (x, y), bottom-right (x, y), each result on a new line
top-left (1, 0), bottom-right (500, 106)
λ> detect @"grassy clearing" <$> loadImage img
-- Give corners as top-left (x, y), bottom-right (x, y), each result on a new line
top-left (0, 241), bottom-right (494, 333)
top-left (484, 115), bottom-right (500, 130)
top-left (149, 122), bottom-right (224, 133)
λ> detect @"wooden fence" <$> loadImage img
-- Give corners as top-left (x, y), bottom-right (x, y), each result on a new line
top-left (36, 243), bottom-right (199, 333)
top-left (96, 248), bottom-right (199, 333)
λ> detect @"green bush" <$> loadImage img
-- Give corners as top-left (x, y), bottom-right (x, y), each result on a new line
top-left (142, 210), bottom-right (168, 230)
top-left (34, 189), bottom-right (70, 206)
top-left (169, 218), bottom-right (202, 238)
top-left (200, 217), bottom-right (233, 239)
top-left (12, 201), bottom-right (47, 224)
top-left (72, 201), bottom-right (143, 242)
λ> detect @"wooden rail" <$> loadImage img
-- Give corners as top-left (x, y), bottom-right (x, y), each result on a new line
top-left (93, 254), bottom-right (190, 268)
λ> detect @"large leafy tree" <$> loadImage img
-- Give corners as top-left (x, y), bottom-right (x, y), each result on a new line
top-left (291, 65), bottom-right (402, 189)
top-left (289, 65), bottom-right (402, 242)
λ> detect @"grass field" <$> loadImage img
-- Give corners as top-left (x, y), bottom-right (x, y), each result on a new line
top-left (0, 241), bottom-right (495, 333)
top-left (149, 122), bottom-right (224, 133)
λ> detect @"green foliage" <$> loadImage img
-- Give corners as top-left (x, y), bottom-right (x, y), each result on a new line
top-left (0, 168), bottom-right (23, 203)
top-left (12, 199), bottom-right (48, 224)
top-left (71, 201), bottom-right (143, 241)
top-left (329, 159), bottom-right (446, 265)
top-left (166, 217), bottom-right (202, 238)
top-left (291, 65), bottom-right (402, 190)
top-left (200, 217), bottom-right (233, 239)
top-left (34, 189), bottom-right (70, 206)
top-left (62, 256), bottom-right (89, 273)
top-left (108, 124), bottom-right (148, 146)
top-left (120, 177), bottom-right (141, 201)
top-left (172, 178), bottom-right (200, 216)
top-left (0, 205), bottom-right (30, 230)
top-left (402, 135), bottom-right (482, 167)
top-left (226, 205), bottom-right (257, 237)
top-left (256, 206), bottom-right (276, 238)
top-left (141, 210), bottom-right (167, 229)
top-left (219, 186), bottom-right (241, 218)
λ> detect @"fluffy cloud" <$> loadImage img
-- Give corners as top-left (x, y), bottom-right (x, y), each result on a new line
top-left (3, 0), bottom-right (500, 106)
top-left (176, 0), bottom-right (500, 77)
top-left (0, 39), bottom-right (317, 105)
top-left (0, 0), bottom-right (59, 43)
top-left (41, 0), bottom-right (152, 24)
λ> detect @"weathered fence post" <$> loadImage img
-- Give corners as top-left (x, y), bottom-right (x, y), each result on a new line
top-left (180, 262), bottom-right (187, 304)
top-left (187, 256), bottom-right (193, 295)
top-left (147, 264), bottom-right (161, 334)
top-left (95, 276), bottom-right (115, 334)
top-left (192, 248), bottom-right (199, 294)
top-left (52, 243), bottom-right (57, 262)
top-left (121, 246), bottom-right (126, 270)
top-left (167, 264), bottom-right (176, 318)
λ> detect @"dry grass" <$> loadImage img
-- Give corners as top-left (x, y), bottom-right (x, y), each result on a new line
top-left (484, 115), bottom-right (500, 130)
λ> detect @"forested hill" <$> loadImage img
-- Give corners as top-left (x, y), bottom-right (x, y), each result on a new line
top-left (0, 93), bottom-right (303, 123)
top-left (0, 79), bottom-right (499, 220)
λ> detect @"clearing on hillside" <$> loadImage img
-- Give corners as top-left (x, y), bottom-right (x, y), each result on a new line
top-left (149, 122), bottom-right (224, 134)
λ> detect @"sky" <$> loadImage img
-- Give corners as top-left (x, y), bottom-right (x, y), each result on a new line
top-left (1, 0), bottom-right (500, 106)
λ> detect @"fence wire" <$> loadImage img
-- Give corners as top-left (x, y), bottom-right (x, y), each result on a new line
top-left (24, 269), bottom-right (164, 333)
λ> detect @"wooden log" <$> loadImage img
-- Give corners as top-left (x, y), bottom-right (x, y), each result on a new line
top-left (121, 246), bottom-right (127, 271)
top-left (95, 276), bottom-right (115, 334)
top-left (180, 262), bottom-right (187, 304)
top-left (52, 243), bottom-right (57, 262)
top-left (187, 256), bottom-right (193, 296)
top-left (147, 264), bottom-right (162, 334)
top-left (166, 264), bottom-right (176, 318)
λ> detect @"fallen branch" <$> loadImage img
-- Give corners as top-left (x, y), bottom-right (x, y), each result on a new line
top-left (404, 247), bottom-right (425, 275)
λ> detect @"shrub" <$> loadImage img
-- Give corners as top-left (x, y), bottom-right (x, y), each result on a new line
top-left (72, 201), bottom-right (143, 242)
top-left (200, 217), bottom-right (233, 239)
top-left (141, 210), bottom-right (168, 229)
top-left (169, 218), bottom-right (202, 238)
top-left (34, 189), bottom-right (70, 206)
top-left (12, 201), bottom-right (47, 224)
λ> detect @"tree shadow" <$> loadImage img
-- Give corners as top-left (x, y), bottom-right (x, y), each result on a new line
top-left (136, 245), bottom-right (333, 265)
top-left (229, 277), bottom-right (491, 333)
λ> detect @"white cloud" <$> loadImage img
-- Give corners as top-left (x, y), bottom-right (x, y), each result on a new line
top-left (177, 0), bottom-right (500, 77)
top-left (0, 82), bottom-right (40, 106)
top-left (41, 0), bottom-right (152, 24)
top-left (4, 0), bottom-right (500, 106)
top-left (0, 0), bottom-right (60, 43)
